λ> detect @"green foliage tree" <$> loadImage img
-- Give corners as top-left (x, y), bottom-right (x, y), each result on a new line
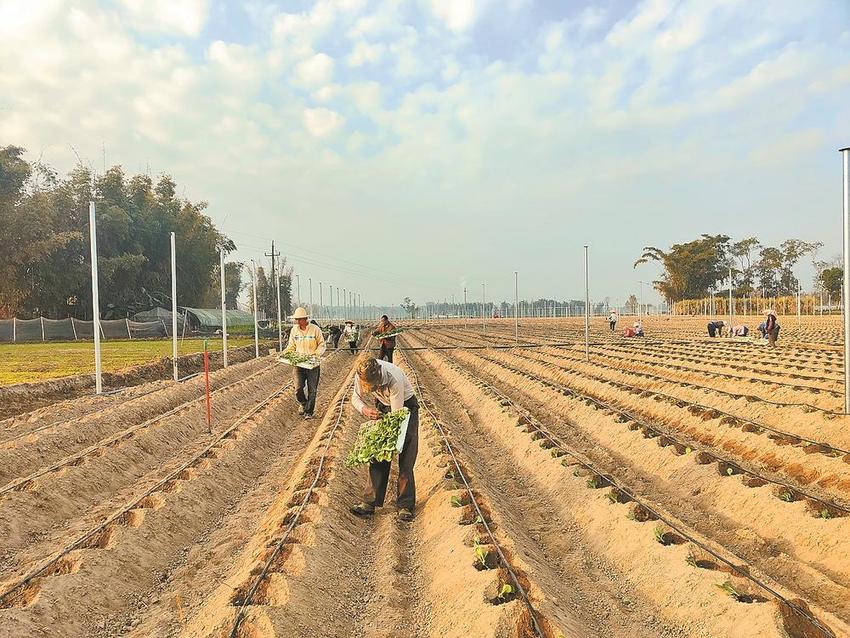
top-left (820, 267), bottom-right (842, 295)
top-left (401, 296), bottom-right (417, 319)
top-left (634, 234), bottom-right (731, 301)
top-left (0, 145), bottom-right (235, 319)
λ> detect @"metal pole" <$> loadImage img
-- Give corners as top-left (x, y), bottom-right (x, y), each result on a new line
top-left (464, 287), bottom-right (467, 329)
top-left (220, 250), bottom-right (228, 367)
top-left (514, 271), bottom-right (518, 343)
top-left (275, 272), bottom-right (283, 352)
top-left (584, 245), bottom-right (589, 361)
top-left (319, 282), bottom-right (323, 319)
top-left (842, 147), bottom-right (850, 414)
top-left (796, 281), bottom-right (801, 327)
top-left (170, 231), bottom-right (178, 382)
top-left (309, 277), bottom-right (313, 314)
top-left (89, 202), bottom-right (103, 394)
top-left (251, 260), bottom-right (259, 358)
top-left (296, 274), bottom-right (301, 306)
top-left (728, 267), bottom-right (733, 335)
top-left (482, 283), bottom-right (486, 335)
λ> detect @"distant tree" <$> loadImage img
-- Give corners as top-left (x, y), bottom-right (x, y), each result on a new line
top-left (730, 237), bottom-right (760, 296)
top-left (634, 234), bottom-right (731, 300)
top-left (401, 297), bottom-right (418, 319)
top-left (625, 295), bottom-right (638, 314)
top-left (820, 267), bottom-right (843, 295)
top-left (0, 145), bottom-right (235, 318)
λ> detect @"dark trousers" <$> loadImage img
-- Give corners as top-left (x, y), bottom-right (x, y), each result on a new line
top-left (294, 366), bottom-right (320, 415)
top-left (364, 396), bottom-right (419, 511)
top-left (379, 343), bottom-right (394, 362)
top-left (768, 326), bottom-right (779, 347)
top-left (708, 323), bottom-right (718, 337)
top-left (609, 321), bottom-right (616, 331)
top-left (348, 340), bottom-right (357, 354)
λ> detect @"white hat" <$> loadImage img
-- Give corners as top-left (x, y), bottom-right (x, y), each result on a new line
top-left (291, 307), bottom-right (309, 319)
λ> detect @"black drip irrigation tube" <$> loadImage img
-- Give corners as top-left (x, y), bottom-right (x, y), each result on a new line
top-left (0, 376), bottom-right (296, 608)
top-left (0, 361), bottom-right (282, 486)
top-left (434, 351), bottom-right (836, 638)
top-left (524, 349), bottom-right (850, 449)
top-left (473, 350), bottom-right (850, 516)
top-left (539, 346), bottom-right (843, 416)
top-left (402, 350), bottom-right (547, 638)
top-left (228, 370), bottom-right (357, 638)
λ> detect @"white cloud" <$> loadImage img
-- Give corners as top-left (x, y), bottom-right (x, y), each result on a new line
top-left (296, 53), bottom-right (335, 85)
top-left (348, 41), bottom-right (385, 67)
top-left (429, 0), bottom-right (480, 33)
top-left (303, 107), bottom-right (344, 137)
top-left (119, 0), bottom-right (209, 37)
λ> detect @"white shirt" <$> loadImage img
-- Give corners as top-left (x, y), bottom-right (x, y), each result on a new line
top-left (351, 360), bottom-right (415, 414)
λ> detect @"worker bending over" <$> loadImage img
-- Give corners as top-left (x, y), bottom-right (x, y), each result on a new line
top-left (707, 320), bottom-right (725, 337)
top-left (284, 307), bottom-right (326, 419)
top-left (350, 357), bottom-right (419, 522)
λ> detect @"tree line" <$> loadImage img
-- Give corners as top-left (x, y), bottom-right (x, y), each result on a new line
top-left (0, 145), bottom-right (293, 320)
top-left (634, 234), bottom-right (840, 302)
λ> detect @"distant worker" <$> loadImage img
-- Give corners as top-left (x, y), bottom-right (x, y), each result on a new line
top-left (757, 320), bottom-right (768, 340)
top-left (707, 320), bottom-right (726, 337)
top-left (350, 357), bottom-right (419, 522)
top-left (327, 324), bottom-right (342, 349)
top-left (730, 325), bottom-right (749, 337)
top-left (633, 321), bottom-right (644, 337)
top-left (765, 309), bottom-right (780, 347)
top-left (283, 307), bottom-right (326, 419)
top-left (373, 314), bottom-right (397, 362)
top-left (342, 320), bottom-right (358, 354)
top-left (608, 311), bottom-right (618, 332)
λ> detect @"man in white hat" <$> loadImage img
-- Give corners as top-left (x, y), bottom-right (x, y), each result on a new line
top-left (283, 307), bottom-right (326, 418)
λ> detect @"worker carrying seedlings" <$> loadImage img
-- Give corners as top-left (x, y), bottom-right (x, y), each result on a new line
top-left (608, 311), bottom-right (618, 332)
top-left (283, 307), bottom-right (326, 419)
top-left (707, 320), bottom-right (726, 337)
top-left (373, 314), bottom-right (397, 362)
top-left (765, 309), bottom-right (780, 347)
top-left (327, 324), bottom-right (342, 349)
top-left (342, 320), bottom-right (358, 354)
top-left (350, 357), bottom-right (419, 522)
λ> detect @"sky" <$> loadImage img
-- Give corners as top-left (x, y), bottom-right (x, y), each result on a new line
top-left (1, 0), bottom-right (849, 309)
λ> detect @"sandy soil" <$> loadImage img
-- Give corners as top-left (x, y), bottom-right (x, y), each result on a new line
top-left (2, 318), bottom-right (849, 638)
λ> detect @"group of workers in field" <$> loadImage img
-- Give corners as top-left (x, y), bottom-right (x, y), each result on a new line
top-left (705, 309), bottom-right (780, 346)
top-left (282, 308), bottom-right (415, 520)
top-left (607, 311), bottom-right (644, 337)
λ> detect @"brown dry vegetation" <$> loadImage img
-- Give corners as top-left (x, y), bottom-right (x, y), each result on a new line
top-left (1, 318), bottom-right (849, 637)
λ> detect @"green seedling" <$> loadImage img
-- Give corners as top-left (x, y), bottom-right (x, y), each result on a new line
top-left (450, 495), bottom-right (463, 508)
top-left (605, 490), bottom-right (619, 504)
top-left (475, 544), bottom-right (489, 568)
top-left (685, 446), bottom-right (692, 455)
top-left (586, 476), bottom-right (600, 489)
top-left (820, 508), bottom-right (833, 520)
top-left (497, 583), bottom-right (514, 599)
top-left (653, 526), bottom-right (666, 544)
top-left (686, 555), bottom-right (698, 568)
top-left (726, 467), bottom-right (734, 476)
top-left (475, 514), bottom-right (484, 525)
top-left (715, 580), bottom-right (742, 600)
top-left (779, 490), bottom-right (794, 503)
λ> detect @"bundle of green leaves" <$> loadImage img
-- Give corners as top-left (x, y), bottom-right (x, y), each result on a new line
top-left (374, 328), bottom-right (404, 339)
top-left (345, 407), bottom-right (410, 467)
top-left (280, 351), bottom-right (320, 367)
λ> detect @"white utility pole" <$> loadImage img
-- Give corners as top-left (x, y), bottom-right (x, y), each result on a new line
top-left (275, 272), bottom-right (283, 352)
top-left (482, 283), bottom-right (486, 336)
top-left (251, 260), bottom-right (259, 358)
top-left (584, 246), bottom-right (590, 361)
top-left (89, 202), bottom-right (103, 394)
top-left (728, 267), bottom-right (733, 334)
top-left (842, 146), bottom-right (850, 413)
top-left (170, 232), bottom-right (178, 381)
top-left (220, 250), bottom-right (228, 367)
top-left (514, 271), bottom-right (519, 343)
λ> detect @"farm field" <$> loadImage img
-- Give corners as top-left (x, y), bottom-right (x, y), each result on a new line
top-left (0, 320), bottom-right (848, 638)
top-left (0, 338), bottom-right (257, 386)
